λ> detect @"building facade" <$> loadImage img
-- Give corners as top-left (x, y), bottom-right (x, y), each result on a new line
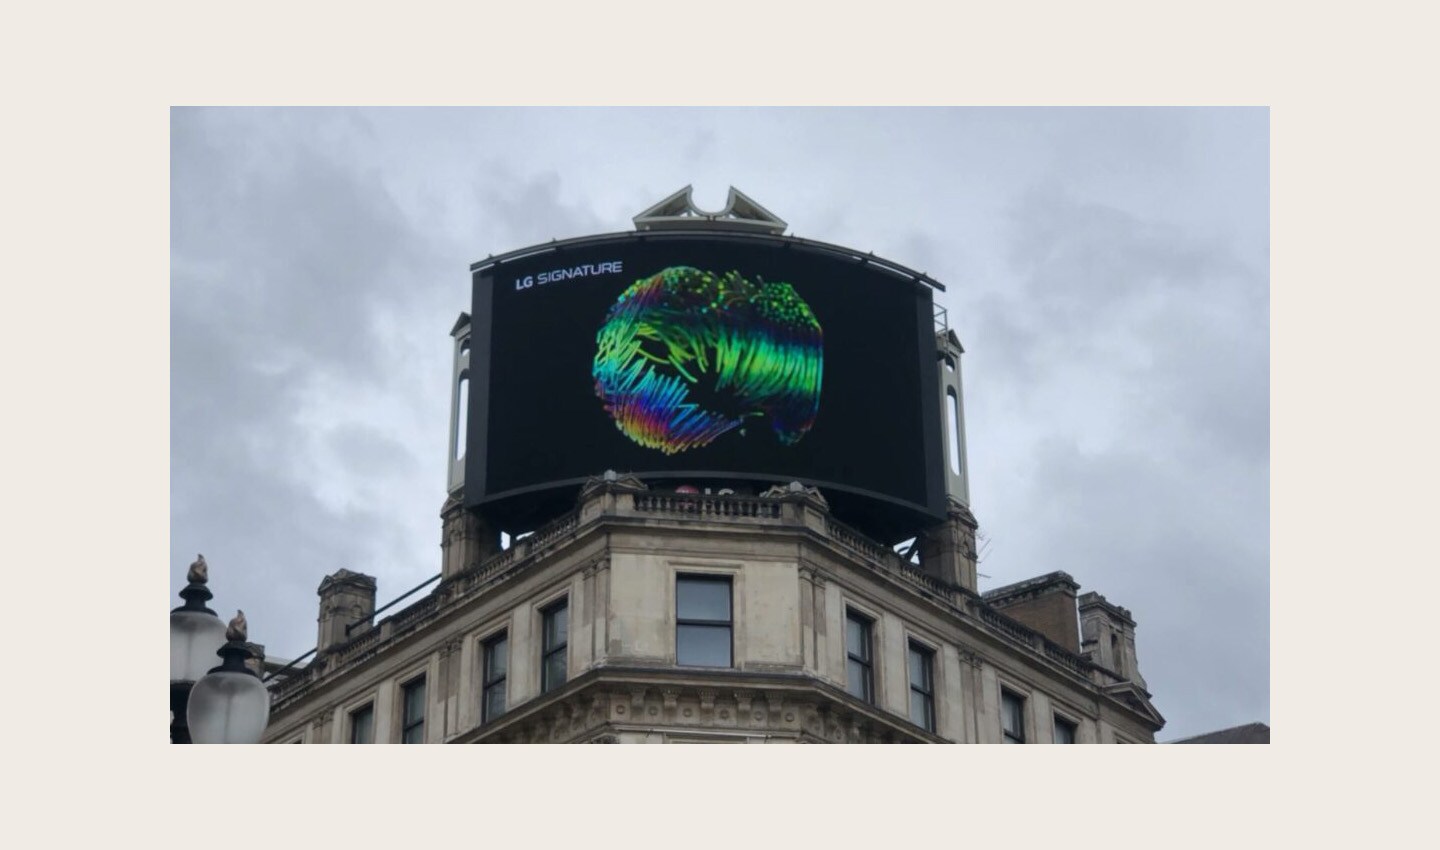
top-left (263, 474), bottom-right (1162, 744)
top-left (260, 190), bottom-right (1164, 744)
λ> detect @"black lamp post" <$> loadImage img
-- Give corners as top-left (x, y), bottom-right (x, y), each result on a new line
top-left (169, 555), bottom-right (270, 744)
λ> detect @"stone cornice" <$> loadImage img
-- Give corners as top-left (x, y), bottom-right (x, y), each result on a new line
top-left (449, 666), bottom-right (945, 744)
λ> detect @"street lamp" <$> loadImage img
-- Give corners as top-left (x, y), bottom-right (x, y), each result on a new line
top-left (187, 610), bottom-right (271, 744)
top-left (171, 555), bottom-right (227, 743)
top-left (170, 554), bottom-right (269, 744)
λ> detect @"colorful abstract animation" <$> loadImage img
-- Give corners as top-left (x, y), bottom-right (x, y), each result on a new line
top-left (592, 266), bottom-right (823, 454)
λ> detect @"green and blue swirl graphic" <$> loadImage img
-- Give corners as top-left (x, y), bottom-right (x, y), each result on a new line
top-left (592, 266), bottom-right (823, 454)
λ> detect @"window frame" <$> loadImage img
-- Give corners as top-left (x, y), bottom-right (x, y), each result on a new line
top-left (844, 608), bottom-right (876, 704)
top-left (1000, 687), bottom-right (1027, 744)
top-left (1052, 713), bottom-right (1079, 745)
top-left (675, 573), bottom-right (734, 668)
top-left (906, 639), bottom-right (936, 733)
top-left (400, 674), bottom-right (427, 744)
top-left (540, 598), bottom-right (569, 694)
top-left (348, 701), bottom-right (375, 744)
top-left (481, 629), bottom-right (509, 724)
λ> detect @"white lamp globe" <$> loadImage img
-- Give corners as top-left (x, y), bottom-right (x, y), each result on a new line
top-left (188, 667), bottom-right (271, 744)
top-left (187, 610), bottom-right (271, 744)
top-left (170, 608), bottom-right (228, 683)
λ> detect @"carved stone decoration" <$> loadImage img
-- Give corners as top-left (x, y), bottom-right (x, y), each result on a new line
top-left (629, 687), bottom-right (647, 713)
top-left (226, 610), bottom-right (248, 642)
top-left (765, 692), bottom-right (784, 721)
top-left (632, 186), bottom-right (788, 235)
top-left (662, 689), bottom-right (680, 714)
top-left (698, 689), bottom-right (717, 717)
top-left (733, 690), bottom-right (753, 724)
top-left (588, 734), bottom-right (619, 744)
top-left (187, 554), bottom-right (208, 584)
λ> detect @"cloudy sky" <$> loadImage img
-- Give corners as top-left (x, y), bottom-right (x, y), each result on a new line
top-left (170, 107), bottom-right (1267, 741)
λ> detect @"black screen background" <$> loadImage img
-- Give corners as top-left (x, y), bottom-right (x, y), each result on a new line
top-left (467, 236), bottom-right (941, 534)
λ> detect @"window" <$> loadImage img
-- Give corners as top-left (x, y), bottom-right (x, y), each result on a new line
top-left (349, 703), bottom-right (374, 744)
top-left (1001, 689), bottom-right (1026, 743)
top-left (541, 600), bottom-right (568, 693)
top-left (676, 575), bottom-right (732, 667)
top-left (1053, 715), bottom-right (1077, 744)
top-left (482, 632), bottom-right (508, 723)
top-left (401, 677), bottom-right (426, 744)
top-left (946, 387), bottom-right (962, 475)
top-left (454, 376), bottom-right (469, 461)
top-left (845, 610), bottom-right (874, 703)
top-left (907, 642), bottom-right (935, 732)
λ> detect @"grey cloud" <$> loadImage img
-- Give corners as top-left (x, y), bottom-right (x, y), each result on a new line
top-left (171, 110), bottom-right (441, 655)
top-left (991, 439), bottom-right (1268, 740)
top-left (958, 178), bottom-right (1268, 738)
top-left (469, 166), bottom-right (609, 249)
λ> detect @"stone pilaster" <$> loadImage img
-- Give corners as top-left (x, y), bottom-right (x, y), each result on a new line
top-left (918, 501), bottom-right (980, 591)
top-left (440, 495), bottom-right (500, 580)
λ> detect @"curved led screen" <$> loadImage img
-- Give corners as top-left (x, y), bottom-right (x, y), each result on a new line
top-left (466, 233), bottom-right (944, 538)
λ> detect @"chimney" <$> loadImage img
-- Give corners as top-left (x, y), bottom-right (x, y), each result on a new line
top-left (982, 571), bottom-right (1081, 652)
top-left (316, 569), bottom-right (378, 653)
top-left (1078, 592), bottom-right (1146, 688)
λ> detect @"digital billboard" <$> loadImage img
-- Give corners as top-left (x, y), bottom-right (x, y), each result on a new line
top-left (465, 233), bottom-right (944, 541)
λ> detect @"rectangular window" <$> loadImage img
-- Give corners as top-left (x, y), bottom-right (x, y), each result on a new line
top-left (482, 632), bottom-right (508, 723)
top-left (676, 575), bottom-right (732, 667)
top-left (1053, 715), bottom-right (1077, 744)
top-left (1001, 689), bottom-right (1026, 744)
top-left (349, 703), bottom-right (374, 744)
top-left (907, 642), bottom-right (935, 732)
top-left (845, 610), bottom-right (874, 703)
top-left (401, 677), bottom-right (426, 744)
top-left (541, 600), bottom-right (568, 693)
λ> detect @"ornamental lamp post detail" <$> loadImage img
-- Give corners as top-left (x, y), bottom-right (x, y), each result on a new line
top-left (170, 554), bottom-right (227, 743)
top-left (187, 610), bottom-right (271, 744)
top-left (170, 556), bottom-right (271, 744)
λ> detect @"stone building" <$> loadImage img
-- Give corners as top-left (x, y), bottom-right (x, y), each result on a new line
top-left (260, 189), bottom-right (1164, 744)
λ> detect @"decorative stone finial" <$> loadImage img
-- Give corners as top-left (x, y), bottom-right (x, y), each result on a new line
top-left (187, 554), bottom-right (208, 584)
top-left (227, 610), bottom-right (248, 642)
